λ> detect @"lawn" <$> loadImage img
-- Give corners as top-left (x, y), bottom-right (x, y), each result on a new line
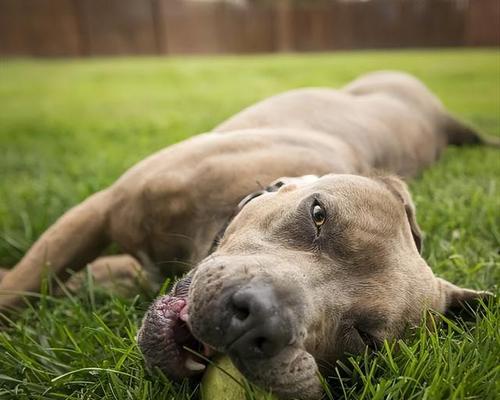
top-left (0, 49), bottom-right (499, 399)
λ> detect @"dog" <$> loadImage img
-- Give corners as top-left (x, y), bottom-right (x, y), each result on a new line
top-left (0, 71), bottom-right (493, 399)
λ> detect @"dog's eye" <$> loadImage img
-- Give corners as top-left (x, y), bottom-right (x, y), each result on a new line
top-left (311, 203), bottom-right (326, 227)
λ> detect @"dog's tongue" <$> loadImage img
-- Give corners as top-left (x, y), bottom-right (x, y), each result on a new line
top-left (179, 303), bottom-right (189, 322)
top-left (178, 302), bottom-right (216, 358)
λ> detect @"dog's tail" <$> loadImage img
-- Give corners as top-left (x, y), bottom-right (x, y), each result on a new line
top-left (444, 115), bottom-right (500, 147)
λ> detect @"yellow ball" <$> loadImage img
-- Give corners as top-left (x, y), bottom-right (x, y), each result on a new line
top-left (201, 354), bottom-right (278, 400)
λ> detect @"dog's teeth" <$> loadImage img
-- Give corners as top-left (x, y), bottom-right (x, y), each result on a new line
top-left (185, 357), bottom-right (205, 371)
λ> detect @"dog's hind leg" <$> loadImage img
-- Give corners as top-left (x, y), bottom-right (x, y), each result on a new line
top-left (0, 189), bottom-right (112, 311)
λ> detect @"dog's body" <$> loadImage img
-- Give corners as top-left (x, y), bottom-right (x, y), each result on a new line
top-left (0, 71), bottom-right (491, 399)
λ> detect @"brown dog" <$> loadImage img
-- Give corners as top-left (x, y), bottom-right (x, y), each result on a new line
top-left (0, 71), bottom-right (493, 398)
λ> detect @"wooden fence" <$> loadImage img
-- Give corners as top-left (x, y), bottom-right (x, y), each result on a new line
top-left (0, 0), bottom-right (498, 57)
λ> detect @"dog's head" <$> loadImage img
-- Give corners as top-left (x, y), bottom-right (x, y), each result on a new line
top-left (138, 174), bottom-right (489, 399)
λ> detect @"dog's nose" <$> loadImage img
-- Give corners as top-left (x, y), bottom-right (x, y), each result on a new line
top-left (226, 283), bottom-right (292, 359)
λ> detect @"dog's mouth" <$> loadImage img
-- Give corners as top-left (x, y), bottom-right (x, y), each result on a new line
top-left (137, 275), bottom-right (384, 391)
top-left (137, 276), bottom-right (216, 379)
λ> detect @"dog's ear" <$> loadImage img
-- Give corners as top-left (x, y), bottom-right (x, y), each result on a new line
top-left (377, 175), bottom-right (423, 253)
top-left (437, 278), bottom-right (493, 319)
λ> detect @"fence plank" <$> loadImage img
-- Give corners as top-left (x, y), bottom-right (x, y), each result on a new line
top-left (0, 0), bottom-right (81, 57)
top-left (0, 0), bottom-right (498, 57)
top-left (465, 0), bottom-right (500, 46)
top-left (79, 0), bottom-right (157, 56)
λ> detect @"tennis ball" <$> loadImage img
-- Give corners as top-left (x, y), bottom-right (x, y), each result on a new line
top-left (201, 354), bottom-right (278, 400)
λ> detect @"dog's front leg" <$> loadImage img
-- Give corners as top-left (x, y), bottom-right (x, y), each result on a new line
top-left (0, 190), bottom-right (112, 311)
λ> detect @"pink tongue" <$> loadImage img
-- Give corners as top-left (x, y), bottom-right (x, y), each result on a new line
top-left (176, 301), bottom-right (217, 357)
top-left (179, 303), bottom-right (189, 322)
top-left (202, 343), bottom-right (217, 357)
top-left (168, 297), bottom-right (217, 360)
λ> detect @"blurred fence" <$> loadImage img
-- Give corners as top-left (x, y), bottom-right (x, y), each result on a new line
top-left (0, 0), bottom-right (498, 57)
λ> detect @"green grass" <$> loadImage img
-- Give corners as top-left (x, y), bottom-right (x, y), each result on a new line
top-left (0, 49), bottom-right (499, 399)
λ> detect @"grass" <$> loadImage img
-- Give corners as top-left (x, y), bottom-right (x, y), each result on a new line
top-left (0, 49), bottom-right (499, 399)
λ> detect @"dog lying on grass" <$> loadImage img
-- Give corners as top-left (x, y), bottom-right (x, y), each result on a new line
top-left (0, 71), bottom-right (494, 399)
